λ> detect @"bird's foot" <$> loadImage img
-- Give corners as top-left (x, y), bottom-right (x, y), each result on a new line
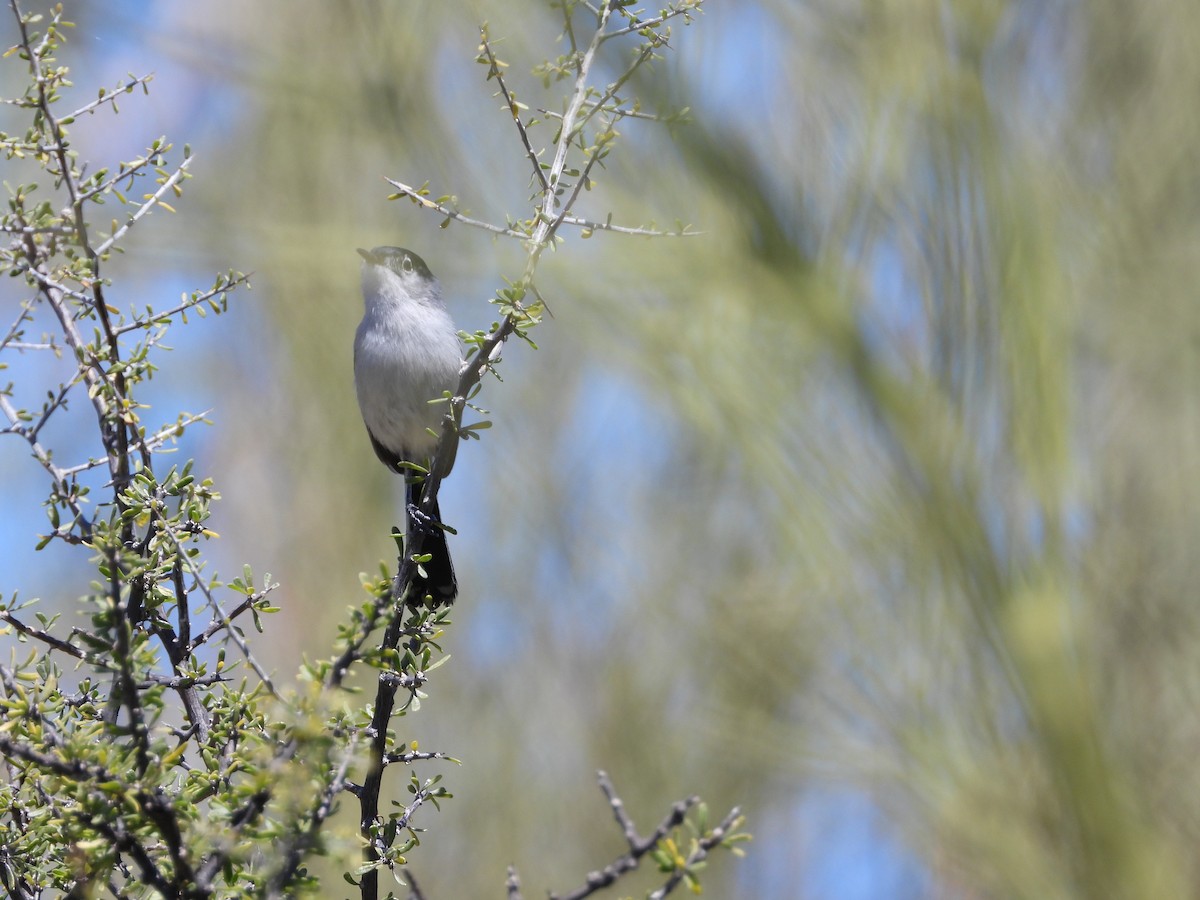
top-left (406, 503), bottom-right (439, 535)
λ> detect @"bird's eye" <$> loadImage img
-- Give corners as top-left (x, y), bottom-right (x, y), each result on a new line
top-left (402, 257), bottom-right (414, 273)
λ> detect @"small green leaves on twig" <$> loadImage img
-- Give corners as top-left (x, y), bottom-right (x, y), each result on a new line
top-left (543, 771), bottom-right (747, 900)
top-left (0, 4), bottom-right (285, 896)
top-left (390, 0), bottom-right (704, 260)
top-left (648, 802), bottom-right (751, 898)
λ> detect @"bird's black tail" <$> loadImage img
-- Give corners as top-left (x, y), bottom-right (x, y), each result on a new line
top-left (405, 478), bottom-right (457, 606)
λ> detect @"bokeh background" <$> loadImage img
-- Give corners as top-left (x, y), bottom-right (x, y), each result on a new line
top-left (4, 1), bottom-right (1200, 897)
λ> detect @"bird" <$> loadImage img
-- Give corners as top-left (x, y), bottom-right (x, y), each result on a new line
top-left (353, 246), bottom-right (461, 605)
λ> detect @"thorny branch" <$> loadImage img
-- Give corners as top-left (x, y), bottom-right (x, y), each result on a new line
top-left (0, 1), bottom-right (258, 894)
top-left (479, 34), bottom-right (550, 194)
top-left (354, 3), bottom-right (707, 898)
top-left (492, 771), bottom-right (745, 900)
top-left (387, 179), bottom-right (695, 238)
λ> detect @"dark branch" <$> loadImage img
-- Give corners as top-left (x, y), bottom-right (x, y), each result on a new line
top-left (549, 771), bottom-right (698, 900)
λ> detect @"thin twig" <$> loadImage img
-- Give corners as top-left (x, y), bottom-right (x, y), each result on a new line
top-left (1, 610), bottom-right (88, 659)
top-left (549, 771), bottom-right (698, 900)
top-left (561, 0), bottom-right (580, 59)
top-left (114, 273), bottom-right (250, 335)
top-left (77, 151), bottom-right (163, 204)
top-left (648, 805), bottom-right (743, 900)
top-left (0, 390), bottom-right (90, 535)
top-left (155, 509), bottom-right (277, 694)
top-left (0, 732), bottom-right (194, 893)
top-left (20, 264), bottom-right (113, 433)
top-left (195, 576), bottom-right (276, 694)
top-left (385, 178), bottom-right (688, 238)
top-left (27, 377), bottom-right (77, 442)
top-left (385, 179), bottom-right (530, 239)
top-left (264, 732), bottom-right (362, 899)
top-left (547, 115), bottom-right (614, 242)
top-left (57, 410), bottom-right (213, 478)
top-left (381, 749), bottom-right (453, 767)
top-left (0, 222), bottom-right (74, 235)
top-left (540, 103), bottom-right (677, 123)
top-left (557, 214), bottom-right (697, 236)
top-left (0, 301), bottom-right (34, 351)
top-left (599, 3), bottom-right (698, 44)
top-left (539, 0), bottom-right (613, 234)
top-left (325, 585), bottom-right (391, 689)
top-left (182, 576), bottom-right (279, 677)
top-left (569, 41), bottom-right (656, 148)
top-left (22, 263), bottom-right (98, 304)
top-left (64, 75), bottom-right (153, 122)
top-left (480, 29), bottom-right (550, 193)
top-left (94, 157), bottom-right (191, 257)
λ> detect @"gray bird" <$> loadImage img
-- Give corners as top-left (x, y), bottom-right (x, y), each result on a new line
top-left (354, 246), bottom-right (461, 605)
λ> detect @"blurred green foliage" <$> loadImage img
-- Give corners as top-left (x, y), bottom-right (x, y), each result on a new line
top-left (177, 0), bottom-right (1200, 896)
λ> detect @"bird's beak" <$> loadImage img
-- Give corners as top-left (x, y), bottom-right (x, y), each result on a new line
top-left (356, 248), bottom-right (374, 263)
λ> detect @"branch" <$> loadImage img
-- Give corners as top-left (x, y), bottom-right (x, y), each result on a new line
top-left (382, 749), bottom-right (453, 767)
top-left (0, 222), bottom-right (74, 235)
top-left (94, 156), bottom-right (192, 257)
top-left (194, 707), bottom-right (322, 890)
top-left (361, 776), bottom-right (443, 899)
top-left (114, 272), bottom-right (251, 335)
top-left (0, 300), bottom-right (34, 351)
top-left (104, 605), bottom-right (154, 777)
top-left (548, 771), bottom-right (711, 900)
top-left (64, 74), bottom-right (154, 122)
top-left (537, 0), bottom-right (613, 240)
top-left (263, 732), bottom-right (362, 899)
top-left (91, 819), bottom-right (175, 898)
top-left (598, 3), bottom-right (699, 44)
top-left (648, 805), bottom-right (744, 899)
top-left (325, 585), bottom-right (392, 689)
top-left (557, 214), bottom-right (697, 237)
top-left (58, 410), bottom-right (213, 478)
top-left (0, 610), bottom-right (88, 660)
top-left (568, 41), bottom-right (656, 145)
top-left (20, 265), bottom-right (93, 305)
top-left (27, 375), bottom-right (77, 442)
top-left (0, 390), bottom-right (91, 536)
top-left (20, 264), bottom-right (116, 460)
top-left (539, 103), bottom-right (683, 124)
top-left (77, 150), bottom-right (165, 205)
top-left (479, 29), bottom-right (550, 193)
top-left (0, 733), bottom-right (194, 894)
top-left (385, 179), bottom-right (529, 239)
top-left (385, 178), bottom-right (691, 239)
top-left (183, 576), bottom-right (278, 681)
